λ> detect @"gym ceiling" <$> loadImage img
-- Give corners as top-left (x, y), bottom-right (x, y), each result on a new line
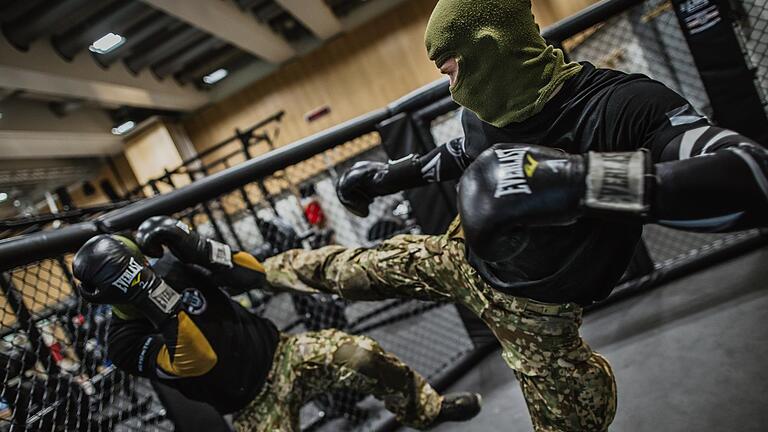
top-left (0, 0), bottom-right (407, 213)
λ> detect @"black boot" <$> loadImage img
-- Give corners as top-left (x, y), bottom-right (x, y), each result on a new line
top-left (430, 392), bottom-right (482, 428)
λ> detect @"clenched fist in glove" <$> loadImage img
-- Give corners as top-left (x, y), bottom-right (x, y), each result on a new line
top-left (336, 156), bottom-right (422, 217)
top-left (73, 235), bottom-right (181, 327)
top-left (136, 216), bottom-right (232, 269)
top-left (459, 143), bottom-right (651, 261)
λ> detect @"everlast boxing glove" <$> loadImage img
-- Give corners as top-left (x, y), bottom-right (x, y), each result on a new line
top-left (459, 143), bottom-right (650, 261)
top-left (136, 216), bottom-right (232, 269)
top-left (336, 156), bottom-right (422, 217)
top-left (73, 235), bottom-right (181, 327)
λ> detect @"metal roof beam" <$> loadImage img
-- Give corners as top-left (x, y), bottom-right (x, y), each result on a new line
top-left (175, 46), bottom-right (242, 85)
top-left (0, 37), bottom-right (208, 111)
top-left (92, 13), bottom-right (176, 68)
top-left (0, 99), bottom-right (122, 159)
top-left (208, 0), bottom-right (410, 102)
top-left (2, 0), bottom-right (92, 50)
top-left (52, 2), bottom-right (154, 61)
top-left (140, 0), bottom-right (295, 63)
top-left (153, 38), bottom-right (225, 80)
top-left (0, 0), bottom-right (43, 24)
top-left (124, 26), bottom-right (203, 74)
top-left (275, 0), bottom-right (342, 39)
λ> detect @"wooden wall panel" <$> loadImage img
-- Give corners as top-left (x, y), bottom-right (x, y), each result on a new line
top-left (124, 121), bottom-right (191, 196)
top-left (62, 0), bottom-right (597, 210)
top-left (69, 153), bottom-right (139, 207)
top-left (183, 0), bottom-right (597, 155)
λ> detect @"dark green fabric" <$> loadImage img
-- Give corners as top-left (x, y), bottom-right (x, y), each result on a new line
top-left (113, 235), bottom-right (144, 260)
top-left (111, 303), bottom-right (144, 321)
top-left (424, 0), bottom-right (583, 126)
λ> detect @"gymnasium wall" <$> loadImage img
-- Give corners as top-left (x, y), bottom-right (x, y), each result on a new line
top-left (66, 154), bottom-right (138, 207)
top-left (182, 0), bottom-right (599, 154)
top-left (69, 0), bottom-right (598, 208)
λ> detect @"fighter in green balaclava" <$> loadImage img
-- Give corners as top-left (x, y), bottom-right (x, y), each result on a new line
top-left (424, 0), bottom-right (582, 126)
top-left (264, 0), bottom-right (768, 430)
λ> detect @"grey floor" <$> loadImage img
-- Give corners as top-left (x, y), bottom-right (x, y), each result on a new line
top-left (400, 246), bottom-right (768, 432)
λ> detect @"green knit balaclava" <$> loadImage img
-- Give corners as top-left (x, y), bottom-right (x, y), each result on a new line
top-left (424, 0), bottom-right (583, 126)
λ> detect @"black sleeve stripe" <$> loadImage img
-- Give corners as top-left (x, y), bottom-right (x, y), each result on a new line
top-left (658, 212), bottom-right (744, 230)
top-left (673, 126), bottom-right (709, 160)
top-left (684, 126), bottom-right (726, 159)
top-left (446, 137), bottom-right (469, 170)
top-left (729, 146), bottom-right (768, 203)
top-left (698, 130), bottom-right (739, 155)
top-left (420, 153), bottom-right (442, 183)
top-left (674, 126), bottom-right (743, 160)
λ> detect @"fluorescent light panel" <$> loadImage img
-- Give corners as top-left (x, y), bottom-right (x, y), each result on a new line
top-left (89, 33), bottom-right (126, 54)
top-left (203, 68), bottom-right (229, 85)
top-left (112, 121), bottom-right (135, 135)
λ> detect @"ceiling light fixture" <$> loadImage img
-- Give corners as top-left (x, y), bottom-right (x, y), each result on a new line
top-left (89, 33), bottom-right (126, 54)
top-left (203, 68), bottom-right (229, 85)
top-left (0, 192), bottom-right (7, 202)
top-left (111, 120), bottom-right (135, 135)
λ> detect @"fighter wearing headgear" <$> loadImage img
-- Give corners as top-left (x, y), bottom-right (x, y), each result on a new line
top-left (264, 0), bottom-right (768, 430)
top-left (72, 216), bottom-right (481, 432)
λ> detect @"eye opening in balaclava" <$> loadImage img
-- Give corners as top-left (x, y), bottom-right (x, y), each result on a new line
top-left (424, 0), bottom-right (583, 127)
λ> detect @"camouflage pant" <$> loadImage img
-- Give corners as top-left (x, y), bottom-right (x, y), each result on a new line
top-left (232, 329), bottom-right (442, 432)
top-left (265, 218), bottom-right (617, 432)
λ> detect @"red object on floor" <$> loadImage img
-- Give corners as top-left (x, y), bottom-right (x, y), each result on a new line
top-left (304, 201), bottom-right (325, 226)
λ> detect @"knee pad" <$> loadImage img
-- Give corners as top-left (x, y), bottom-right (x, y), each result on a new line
top-left (333, 339), bottom-right (410, 389)
top-left (330, 262), bottom-right (372, 295)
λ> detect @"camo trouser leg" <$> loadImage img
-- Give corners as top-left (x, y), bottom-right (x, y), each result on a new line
top-left (232, 329), bottom-right (442, 431)
top-left (265, 217), bottom-right (617, 430)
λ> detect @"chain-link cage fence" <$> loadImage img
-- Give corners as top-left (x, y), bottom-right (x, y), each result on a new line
top-left (429, 0), bottom-right (766, 297)
top-left (568, 0), bottom-right (712, 114)
top-left (563, 0), bottom-right (767, 286)
top-left (159, 133), bottom-right (472, 431)
top-left (0, 259), bottom-right (173, 432)
top-left (735, 0), bottom-right (768, 116)
top-left (2, 0), bottom-right (767, 431)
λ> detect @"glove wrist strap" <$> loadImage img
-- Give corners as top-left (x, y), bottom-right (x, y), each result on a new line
top-left (375, 154), bottom-right (423, 196)
top-left (136, 278), bottom-right (182, 328)
top-left (206, 239), bottom-right (233, 268)
top-left (585, 151), bottom-right (651, 215)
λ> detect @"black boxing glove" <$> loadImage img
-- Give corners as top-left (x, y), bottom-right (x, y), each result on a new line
top-left (337, 156), bottom-right (422, 217)
top-left (73, 235), bottom-right (181, 327)
top-left (459, 143), bottom-right (651, 261)
top-left (136, 216), bottom-right (232, 269)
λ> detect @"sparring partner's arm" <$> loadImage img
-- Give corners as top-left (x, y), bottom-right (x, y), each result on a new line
top-left (336, 137), bottom-right (469, 217)
top-left (107, 313), bottom-right (217, 379)
top-left (73, 235), bottom-right (217, 379)
top-left (136, 216), bottom-right (268, 295)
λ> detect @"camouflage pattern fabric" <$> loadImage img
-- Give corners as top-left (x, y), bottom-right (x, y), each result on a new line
top-left (233, 328), bottom-right (442, 432)
top-left (266, 218), bottom-right (616, 431)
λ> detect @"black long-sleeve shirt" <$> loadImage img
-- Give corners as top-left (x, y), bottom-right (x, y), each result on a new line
top-left (107, 253), bottom-right (279, 414)
top-left (391, 63), bottom-right (767, 304)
